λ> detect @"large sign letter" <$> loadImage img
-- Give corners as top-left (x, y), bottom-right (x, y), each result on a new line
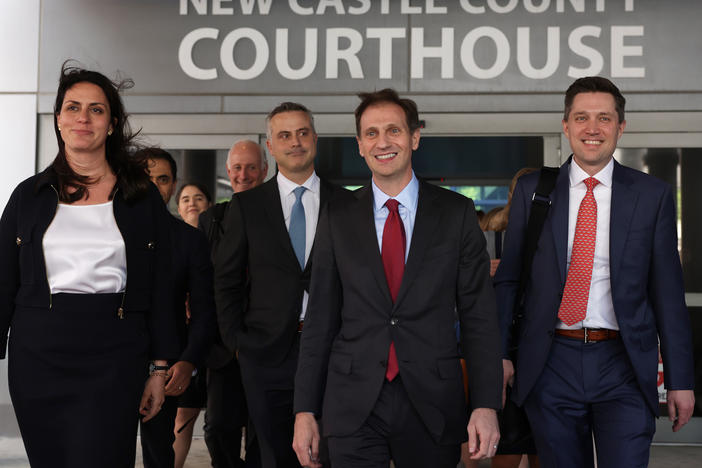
top-left (179, 28), bottom-right (219, 80)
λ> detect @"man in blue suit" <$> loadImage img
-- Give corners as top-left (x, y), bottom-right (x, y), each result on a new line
top-left (495, 76), bottom-right (695, 468)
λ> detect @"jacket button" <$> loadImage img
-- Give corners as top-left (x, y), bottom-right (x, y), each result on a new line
top-left (16, 237), bottom-right (21, 246)
top-left (380, 360), bottom-right (387, 367)
top-left (390, 318), bottom-right (398, 326)
top-left (547, 330), bottom-right (554, 337)
top-left (147, 241), bottom-right (156, 250)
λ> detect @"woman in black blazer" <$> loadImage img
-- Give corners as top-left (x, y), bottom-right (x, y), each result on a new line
top-left (0, 63), bottom-right (179, 467)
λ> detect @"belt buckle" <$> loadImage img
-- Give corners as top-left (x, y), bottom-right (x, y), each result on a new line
top-left (583, 328), bottom-right (589, 344)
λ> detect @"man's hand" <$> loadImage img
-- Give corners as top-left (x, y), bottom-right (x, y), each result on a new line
top-left (165, 361), bottom-right (195, 397)
top-left (667, 390), bottom-right (695, 432)
top-left (292, 412), bottom-right (322, 468)
top-left (467, 407), bottom-right (500, 460)
top-left (502, 359), bottom-right (514, 408)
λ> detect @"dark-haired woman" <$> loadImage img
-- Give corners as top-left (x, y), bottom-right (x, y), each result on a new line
top-left (0, 64), bottom-right (179, 467)
top-left (177, 182), bottom-right (212, 228)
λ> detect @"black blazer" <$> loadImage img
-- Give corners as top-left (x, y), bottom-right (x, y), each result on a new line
top-left (0, 167), bottom-right (179, 360)
top-left (198, 200), bottom-right (235, 369)
top-left (294, 181), bottom-right (502, 445)
top-left (169, 215), bottom-right (217, 366)
top-left (214, 176), bottom-right (342, 367)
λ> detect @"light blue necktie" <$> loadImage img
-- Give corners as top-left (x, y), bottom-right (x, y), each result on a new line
top-left (289, 186), bottom-right (306, 268)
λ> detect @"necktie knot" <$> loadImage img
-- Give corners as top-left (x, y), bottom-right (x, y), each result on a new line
top-left (584, 177), bottom-right (600, 192)
top-left (385, 198), bottom-right (400, 214)
top-left (293, 186), bottom-right (306, 200)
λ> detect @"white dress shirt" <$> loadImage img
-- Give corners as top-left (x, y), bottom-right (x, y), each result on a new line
top-left (558, 158), bottom-right (619, 331)
top-left (43, 201), bottom-right (127, 294)
top-left (277, 171), bottom-right (321, 320)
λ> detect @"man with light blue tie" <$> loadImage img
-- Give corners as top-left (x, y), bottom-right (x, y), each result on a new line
top-left (214, 102), bottom-right (342, 468)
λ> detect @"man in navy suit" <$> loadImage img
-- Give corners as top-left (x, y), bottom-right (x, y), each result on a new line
top-left (495, 76), bottom-right (695, 467)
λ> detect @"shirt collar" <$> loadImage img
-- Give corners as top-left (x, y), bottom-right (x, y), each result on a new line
top-left (569, 157), bottom-right (614, 188)
top-left (277, 170), bottom-right (320, 196)
top-left (372, 172), bottom-right (419, 212)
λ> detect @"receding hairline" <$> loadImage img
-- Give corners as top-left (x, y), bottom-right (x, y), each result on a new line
top-left (227, 139), bottom-right (267, 168)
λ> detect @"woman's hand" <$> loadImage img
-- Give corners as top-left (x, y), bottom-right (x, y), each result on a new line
top-left (140, 372), bottom-right (168, 422)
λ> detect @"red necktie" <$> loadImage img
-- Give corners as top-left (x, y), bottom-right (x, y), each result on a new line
top-left (382, 199), bottom-right (405, 381)
top-left (558, 177), bottom-right (600, 326)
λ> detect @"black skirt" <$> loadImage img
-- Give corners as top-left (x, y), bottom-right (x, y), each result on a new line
top-left (8, 293), bottom-right (149, 468)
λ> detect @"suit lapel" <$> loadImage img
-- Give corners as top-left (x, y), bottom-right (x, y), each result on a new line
top-left (550, 159), bottom-right (572, 284)
top-left (609, 160), bottom-right (637, 286)
top-left (262, 178), bottom-right (300, 271)
top-left (394, 181), bottom-right (440, 307)
top-left (354, 186), bottom-right (394, 307)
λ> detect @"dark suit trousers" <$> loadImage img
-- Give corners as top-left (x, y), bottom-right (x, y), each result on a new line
top-left (140, 395), bottom-right (178, 468)
top-left (327, 377), bottom-right (460, 468)
top-left (204, 358), bottom-right (249, 468)
top-left (238, 337), bottom-right (301, 468)
top-left (523, 335), bottom-right (655, 468)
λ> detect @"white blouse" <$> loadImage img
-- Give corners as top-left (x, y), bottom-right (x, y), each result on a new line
top-left (42, 201), bottom-right (127, 294)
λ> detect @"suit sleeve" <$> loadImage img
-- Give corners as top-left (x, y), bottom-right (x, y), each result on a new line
top-left (294, 202), bottom-right (342, 416)
top-left (493, 177), bottom-right (530, 358)
top-left (179, 227), bottom-right (217, 366)
top-left (213, 195), bottom-right (248, 353)
top-left (649, 185), bottom-right (694, 390)
top-left (148, 188), bottom-right (180, 360)
top-left (0, 186), bottom-right (21, 359)
top-left (457, 198), bottom-right (503, 410)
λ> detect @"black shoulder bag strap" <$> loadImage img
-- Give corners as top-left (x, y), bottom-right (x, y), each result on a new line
top-left (510, 166), bottom-right (559, 353)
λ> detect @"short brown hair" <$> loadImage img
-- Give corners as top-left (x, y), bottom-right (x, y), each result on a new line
top-left (355, 88), bottom-right (420, 136)
top-left (564, 76), bottom-right (626, 123)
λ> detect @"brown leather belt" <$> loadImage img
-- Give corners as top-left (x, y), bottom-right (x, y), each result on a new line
top-left (555, 328), bottom-right (619, 343)
top-left (297, 321), bottom-right (304, 332)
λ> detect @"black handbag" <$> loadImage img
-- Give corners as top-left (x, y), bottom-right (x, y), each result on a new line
top-left (496, 166), bottom-right (558, 455)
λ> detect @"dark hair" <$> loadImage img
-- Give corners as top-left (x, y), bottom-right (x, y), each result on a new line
top-left (135, 147), bottom-right (177, 181)
top-left (53, 61), bottom-right (148, 203)
top-left (564, 76), bottom-right (626, 123)
top-left (175, 182), bottom-right (212, 204)
top-left (355, 88), bottom-right (420, 136)
top-left (265, 102), bottom-right (316, 138)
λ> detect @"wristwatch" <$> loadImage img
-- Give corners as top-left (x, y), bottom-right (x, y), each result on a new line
top-left (149, 362), bottom-right (170, 374)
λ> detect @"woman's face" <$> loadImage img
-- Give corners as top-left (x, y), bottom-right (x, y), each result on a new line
top-left (177, 185), bottom-right (210, 227)
top-left (56, 81), bottom-right (113, 158)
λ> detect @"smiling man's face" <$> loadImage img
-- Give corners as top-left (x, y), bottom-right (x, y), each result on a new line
top-left (357, 101), bottom-right (419, 191)
top-left (563, 91), bottom-right (626, 175)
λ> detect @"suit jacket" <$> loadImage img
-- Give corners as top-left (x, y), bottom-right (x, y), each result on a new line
top-left (169, 215), bottom-right (216, 366)
top-left (294, 181), bottom-right (502, 445)
top-left (494, 157), bottom-right (695, 414)
top-left (199, 200), bottom-right (236, 369)
top-left (214, 176), bottom-right (342, 367)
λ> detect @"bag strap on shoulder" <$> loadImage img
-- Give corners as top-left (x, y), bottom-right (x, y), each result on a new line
top-left (518, 166), bottom-right (559, 301)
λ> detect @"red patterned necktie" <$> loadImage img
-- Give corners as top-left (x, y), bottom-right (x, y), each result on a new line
top-left (558, 177), bottom-right (600, 326)
top-left (382, 199), bottom-right (405, 381)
